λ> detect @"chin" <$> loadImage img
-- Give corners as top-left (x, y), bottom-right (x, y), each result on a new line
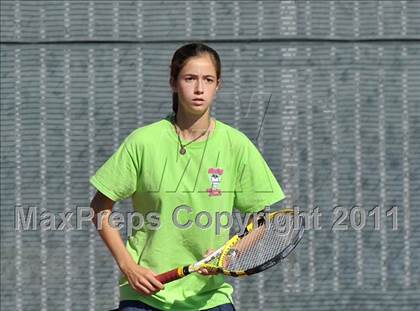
top-left (187, 106), bottom-right (210, 116)
top-left (179, 100), bottom-right (211, 115)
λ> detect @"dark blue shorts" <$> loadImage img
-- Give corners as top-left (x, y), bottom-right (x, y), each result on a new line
top-left (118, 300), bottom-right (236, 311)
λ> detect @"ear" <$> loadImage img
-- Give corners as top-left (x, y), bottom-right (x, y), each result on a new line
top-left (216, 79), bottom-right (222, 91)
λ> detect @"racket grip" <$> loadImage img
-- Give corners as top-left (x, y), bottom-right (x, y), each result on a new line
top-left (156, 266), bottom-right (188, 284)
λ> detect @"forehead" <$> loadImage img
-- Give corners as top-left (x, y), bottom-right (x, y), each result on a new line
top-left (180, 54), bottom-right (217, 76)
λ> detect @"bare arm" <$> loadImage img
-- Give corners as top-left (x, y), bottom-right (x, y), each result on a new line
top-left (90, 191), bottom-right (164, 295)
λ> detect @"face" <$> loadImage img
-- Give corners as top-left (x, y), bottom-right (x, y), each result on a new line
top-left (171, 53), bottom-right (220, 116)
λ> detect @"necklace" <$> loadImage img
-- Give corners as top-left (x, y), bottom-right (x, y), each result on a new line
top-left (173, 116), bottom-right (211, 155)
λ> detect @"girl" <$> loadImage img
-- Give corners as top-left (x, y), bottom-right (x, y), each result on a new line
top-left (90, 42), bottom-right (285, 311)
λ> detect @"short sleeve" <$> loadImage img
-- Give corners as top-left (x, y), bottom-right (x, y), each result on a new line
top-left (90, 135), bottom-right (141, 202)
top-left (234, 137), bottom-right (285, 213)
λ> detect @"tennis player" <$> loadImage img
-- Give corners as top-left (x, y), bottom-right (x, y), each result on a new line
top-left (90, 42), bottom-right (285, 311)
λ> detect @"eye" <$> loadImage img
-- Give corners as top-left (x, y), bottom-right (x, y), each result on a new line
top-left (206, 78), bottom-right (214, 83)
top-left (185, 77), bottom-right (194, 81)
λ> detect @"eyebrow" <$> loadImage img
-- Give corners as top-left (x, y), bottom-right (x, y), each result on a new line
top-left (182, 74), bottom-right (216, 79)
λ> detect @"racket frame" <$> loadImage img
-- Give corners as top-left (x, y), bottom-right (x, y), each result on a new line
top-left (156, 208), bottom-right (304, 283)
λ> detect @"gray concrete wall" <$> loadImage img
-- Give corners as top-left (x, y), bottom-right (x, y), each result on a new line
top-left (1, 1), bottom-right (419, 310)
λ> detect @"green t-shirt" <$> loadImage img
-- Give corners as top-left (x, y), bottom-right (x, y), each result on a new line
top-left (90, 114), bottom-right (285, 310)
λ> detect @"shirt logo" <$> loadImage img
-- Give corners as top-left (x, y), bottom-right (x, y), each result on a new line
top-left (207, 168), bottom-right (223, 196)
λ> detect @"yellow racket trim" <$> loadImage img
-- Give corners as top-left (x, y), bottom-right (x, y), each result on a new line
top-left (218, 235), bottom-right (240, 267)
top-left (177, 266), bottom-right (185, 277)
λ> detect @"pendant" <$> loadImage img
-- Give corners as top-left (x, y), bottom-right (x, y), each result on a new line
top-left (180, 147), bottom-right (186, 155)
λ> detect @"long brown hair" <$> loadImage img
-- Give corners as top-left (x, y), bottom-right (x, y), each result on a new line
top-left (169, 42), bottom-right (221, 115)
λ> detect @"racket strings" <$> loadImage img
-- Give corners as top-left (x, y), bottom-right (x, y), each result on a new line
top-left (223, 214), bottom-right (297, 272)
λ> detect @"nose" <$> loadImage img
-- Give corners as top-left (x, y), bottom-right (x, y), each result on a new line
top-left (195, 79), bottom-right (204, 94)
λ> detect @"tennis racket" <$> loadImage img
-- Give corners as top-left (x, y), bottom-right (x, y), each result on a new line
top-left (156, 208), bottom-right (305, 284)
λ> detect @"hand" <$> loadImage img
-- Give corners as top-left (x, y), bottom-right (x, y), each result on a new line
top-left (197, 249), bottom-right (219, 276)
top-left (121, 261), bottom-right (164, 296)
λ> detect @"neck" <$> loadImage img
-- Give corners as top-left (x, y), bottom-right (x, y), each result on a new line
top-left (174, 110), bottom-right (212, 141)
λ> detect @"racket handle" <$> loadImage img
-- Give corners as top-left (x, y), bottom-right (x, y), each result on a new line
top-left (156, 266), bottom-right (189, 284)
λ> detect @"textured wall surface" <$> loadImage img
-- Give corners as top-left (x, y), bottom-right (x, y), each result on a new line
top-left (1, 1), bottom-right (420, 310)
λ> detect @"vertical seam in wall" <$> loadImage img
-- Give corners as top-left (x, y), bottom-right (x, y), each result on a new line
top-left (112, 46), bottom-right (121, 307)
top-left (88, 48), bottom-right (96, 311)
top-left (63, 48), bottom-right (72, 311)
top-left (354, 45), bottom-right (364, 288)
top-left (305, 47), bottom-right (315, 293)
top-left (330, 45), bottom-right (340, 292)
top-left (14, 46), bottom-right (23, 311)
top-left (39, 46), bottom-right (48, 311)
top-left (401, 45), bottom-right (411, 289)
top-left (378, 46), bottom-right (388, 292)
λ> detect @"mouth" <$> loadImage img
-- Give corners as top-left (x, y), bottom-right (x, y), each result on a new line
top-left (192, 98), bottom-right (205, 105)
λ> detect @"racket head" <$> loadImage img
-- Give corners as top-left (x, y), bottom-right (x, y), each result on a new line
top-left (217, 208), bottom-right (305, 276)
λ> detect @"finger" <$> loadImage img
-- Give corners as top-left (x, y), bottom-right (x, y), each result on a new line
top-left (146, 273), bottom-right (165, 290)
top-left (130, 281), bottom-right (150, 295)
top-left (140, 278), bottom-right (160, 293)
top-left (134, 282), bottom-right (151, 296)
top-left (148, 269), bottom-right (157, 277)
top-left (144, 269), bottom-right (164, 290)
top-left (198, 267), bottom-right (213, 275)
top-left (202, 267), bottom-right (220, 275)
